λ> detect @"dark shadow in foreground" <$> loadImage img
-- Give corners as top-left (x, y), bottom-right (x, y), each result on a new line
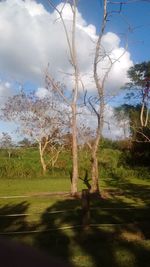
top-left (0, 192), bottom-right (150, 267)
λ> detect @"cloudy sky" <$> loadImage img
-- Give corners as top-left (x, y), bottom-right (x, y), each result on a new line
top-left (0, 0), bottom-right (149, 140)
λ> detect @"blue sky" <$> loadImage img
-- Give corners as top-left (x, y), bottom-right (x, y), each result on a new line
top-left (40, 0), bottom-right (150, 63)
top-left (0, 0), bottom-right (149, 140)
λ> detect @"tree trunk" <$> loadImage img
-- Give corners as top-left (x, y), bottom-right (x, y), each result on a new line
top-left (90, 113), bottom-right (103, 194)
top-left (70, 2), bottom-right (79, 196)
top-left (89, 99), bottom-right (104, 194)
top-left (8, 151), bottom-right (11, 159)
top-left (90, 0), bottom-right (107, 194)
top-left (39, 142), bottom-right (47, 174)
top-left (140, 102), bottom-right (145, 127)
top-left (40, 153), bottom-right (47, 174)
top-left (71, 104), bottom-right (78, 196)
top-left (140, 102), bottom-right (149, 127)
top-left (90, 144), bottom-right (100, 194)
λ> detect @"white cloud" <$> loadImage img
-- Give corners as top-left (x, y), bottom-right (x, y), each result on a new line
top-left (0, 0), bottom-right (133, 139)
top-left (0, 0), bottom-right (133, 92)
top-left (55, 2), bottom-right (86, 25)
top-left (103, 105), bottom-right (129, 139)
top-left (0, 81), bottom-right (13, 103)
top-left (78, 104), bottom-right (129, 140)
top-left (102, 32), bottom-right (120, 51)
top-left (35, 87), bottom-right (50, 99)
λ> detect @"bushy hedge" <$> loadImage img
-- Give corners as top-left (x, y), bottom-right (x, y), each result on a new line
top-left (0, 143), bottom-right (149, 181)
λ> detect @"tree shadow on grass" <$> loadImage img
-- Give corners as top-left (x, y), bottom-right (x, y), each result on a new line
top-left (0, 202), bottom-right (74, 267)
top-left (0, 201), bottom-right (30, 233)
top-left (0, 201), bottom-right (73, 267)
top-left (103, 174), bottom-right (150, 207)
top-left (34, 196), bottom-right (150, 267)
top-left (34, 198), bottom-right (81, 266)
top-left (0, 196), bottom-right (149, 267)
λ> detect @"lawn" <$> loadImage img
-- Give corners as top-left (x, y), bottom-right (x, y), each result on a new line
top-left (0, 147), bottom-right (150, 267)
top-left (0, 176), bottom-right (149, 267)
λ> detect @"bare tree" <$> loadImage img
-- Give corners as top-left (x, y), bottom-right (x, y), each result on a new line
top-left (45, 0), bottom-right (81, 195)
top-left (45, 0), bottom-right (130, 194)
top-left (83, 0), bottom-right (129, 194)
top-left (0, 132), bottom-right (13, 158)
top-left (1, 90), bottom-right (64, 173)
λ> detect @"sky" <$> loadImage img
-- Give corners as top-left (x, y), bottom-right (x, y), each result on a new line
top-left (40, 0), bottom-right (150, 62)
top-left (0, 0), bottom-right (150, 140)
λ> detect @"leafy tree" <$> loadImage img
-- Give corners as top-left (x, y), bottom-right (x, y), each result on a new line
top-left (118, 62), bottom-right (150, 165)
top-left (127, 61), bottom-right (150, 127)
top-left (115, 104), bottom-right (150, 166)
top-left (18, 138), bottom-right (32, 148)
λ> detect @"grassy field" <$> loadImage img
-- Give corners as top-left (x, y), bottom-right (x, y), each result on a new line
top-left (0, 147), bottom-right (150, 267)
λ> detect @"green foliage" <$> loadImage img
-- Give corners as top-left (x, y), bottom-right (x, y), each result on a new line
top-left (128, 61), bottom-right (150, 87)
top-left (0, 139), bottom-right (149, 185)
top-left (18, 138), bottom-right (32, 147)
top-left (0, 158), bottom-right (37, 179)
top-left (0, 148), bottom-right (39, 179)
top-left (115, 104), bottom-right (150, 167)
top-left (99, 148), bottom-right (121, 169)
top-left (100, 138), bottom-right (119, 150)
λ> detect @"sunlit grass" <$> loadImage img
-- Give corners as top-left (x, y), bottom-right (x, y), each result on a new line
top-left (0, 147), bottom-right (150, 267)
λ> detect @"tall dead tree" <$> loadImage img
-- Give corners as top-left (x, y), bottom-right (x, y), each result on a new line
top-left (88, 0), bottom-right (128, 193)
top-left (84, 0), bottom-right (109, 194)
top-left (46, 0), bottom-right (129, 194)
top-left (46, 0), bottom-right (80, 195)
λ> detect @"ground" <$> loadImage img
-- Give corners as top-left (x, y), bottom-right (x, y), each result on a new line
top-left (0, 176), bottom-right (149, 267)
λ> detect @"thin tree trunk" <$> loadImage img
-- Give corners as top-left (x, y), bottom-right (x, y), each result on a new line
top-left (90, 99), bottom-right (104, 193)
top-left (46, 0), bottom-right (79, 194)
top-left (70, 1), bottom-right (79, 196)
top-left (140, 102), bottom-right (145, 127)
top-left (90, 0), bottom-right (107, 194)
top-left (8, 151), bottom-right (11, 159)
top-left (71, 103), bottom-right (78, 195)
top-left (144, 107), bottom-right (149, 127)
top-left (39, 142), bottom-right (47, 174)
top-left (140, 102), bottom-right (149, 127)
top-left (91, 149), bottom-right (99, 193)
top-left (40, 153), bottom-right (47, 174)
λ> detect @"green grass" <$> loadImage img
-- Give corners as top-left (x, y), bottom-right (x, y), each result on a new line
top-left (0, 193), bottom-right (149, 267)
top-left (0, 147), bottom-right (150, 267)
top-left (0, 178), bottom-right (71, 196)
top-left (0, 175), bottom-right (149, 267)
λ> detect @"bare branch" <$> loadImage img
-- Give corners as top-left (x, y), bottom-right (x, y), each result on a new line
top-left (45, 72), bottom-right (70, 105)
